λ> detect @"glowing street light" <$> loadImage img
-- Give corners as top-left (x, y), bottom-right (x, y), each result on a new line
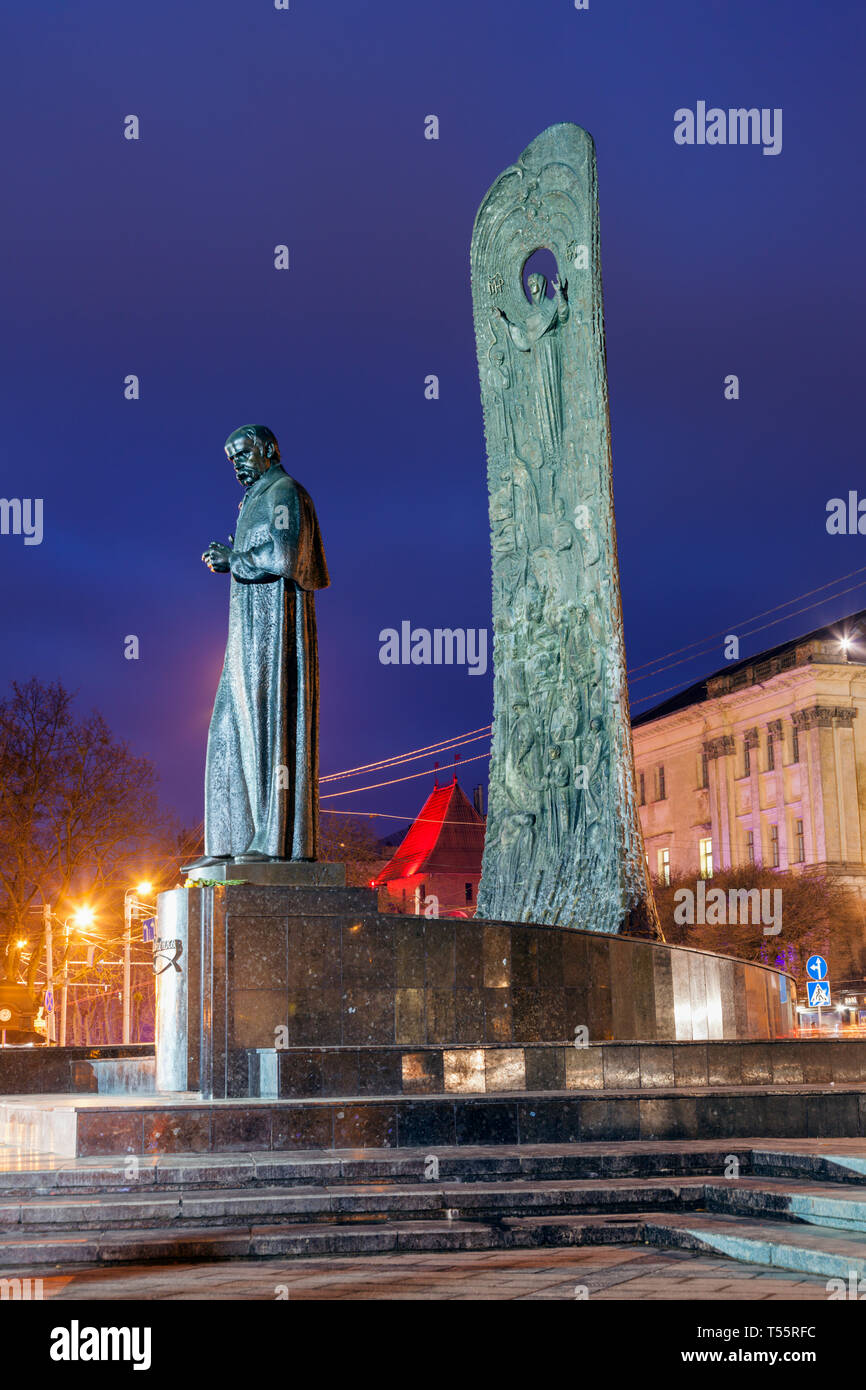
top-left (123, 879), bottom-right (156, 1045)
top-left (72, 906), bottom-right (95, 928)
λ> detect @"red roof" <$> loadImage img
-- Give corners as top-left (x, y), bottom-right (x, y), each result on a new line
top-left (372, 779), bottom-right (485, 885)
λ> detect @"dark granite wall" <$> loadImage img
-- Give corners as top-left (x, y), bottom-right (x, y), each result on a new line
top-left (155, 886), bottom-right (796, 1098)
top-left (0, 1045), bottom-right (154, 1096)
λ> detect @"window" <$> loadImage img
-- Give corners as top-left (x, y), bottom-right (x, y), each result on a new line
top-left (770, 824), bottom-right (779, 868)
top-left (792, 726), bottom-right (800, 762)
top-left (746, 829), bottom-right (755, 865)
top-left (638, 772), bottom-right (645, 806)
top-left (657, 848), bottom-right (670, 887)
top-left (465, 881), bottom-right (473, 903)
top-left (656, 765), bottom-right (666, 801)
top-left (699, 752), bottom-right (709, 789)
top-left (743, 742), bottom-right (751, 776)
top-left (699, 837), bottom-right (713, 879)
top-left (767, 736), bottom-right (775, 772)
top-left (795, 819), bottom-right (805, 863)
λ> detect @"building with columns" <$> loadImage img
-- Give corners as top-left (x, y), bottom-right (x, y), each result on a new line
top-left (632, 613), bottom-right (866, 892)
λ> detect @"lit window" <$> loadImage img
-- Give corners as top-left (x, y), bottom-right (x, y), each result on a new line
top-left (795, 819), bottom-right (805, 864)
top-left (699, 837), bottom-right (713, 879)
top-left (657, 848), bottom-right (670, 886)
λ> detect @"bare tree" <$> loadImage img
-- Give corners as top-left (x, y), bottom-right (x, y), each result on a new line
top-left (318, 812), bottom-right (384, 886)
top-left (655, 864), bottom-right (866, 986)
top-left (0, 676), bottom-right (172, 968)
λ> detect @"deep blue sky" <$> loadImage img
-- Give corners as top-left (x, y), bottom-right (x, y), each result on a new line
top-left (1, 1), bottom-right (863, 833)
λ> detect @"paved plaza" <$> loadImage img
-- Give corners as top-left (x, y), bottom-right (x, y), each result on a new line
top-left (31, 1245), bottom-right (833, 1301)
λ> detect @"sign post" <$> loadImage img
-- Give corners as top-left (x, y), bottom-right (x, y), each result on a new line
top-left (806, 957), bottom-right (831, 1030)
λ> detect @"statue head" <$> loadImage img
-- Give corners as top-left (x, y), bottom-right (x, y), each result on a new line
top-left (526, 272), bottom-right (547, 305)
top-left (225, 425), bottom-right (281, 488)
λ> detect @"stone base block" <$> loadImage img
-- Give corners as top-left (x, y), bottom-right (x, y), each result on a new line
top-left (155, 884), bottom-right (797, 1099)
top-left (2, 1084), bottom-right (865, 1158)
top-left (248, 1040), bottom-right (866, 1099)
top-left (184, 860), bottom-right (347, 887)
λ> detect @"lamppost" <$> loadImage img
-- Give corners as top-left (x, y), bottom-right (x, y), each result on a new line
top-left (123, 882), bottom-right (154, 1044)
top-left (60, 906), bottom-right (94, 1046)
top-left (43, 903), bottom-right (55, 1043)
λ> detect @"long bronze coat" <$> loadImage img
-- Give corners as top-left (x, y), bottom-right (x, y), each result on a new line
top-left (204, 464), bottom-right (329, 859)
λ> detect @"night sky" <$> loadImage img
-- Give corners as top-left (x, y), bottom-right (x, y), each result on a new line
top-left (2, 1), bottom-right (863, 834)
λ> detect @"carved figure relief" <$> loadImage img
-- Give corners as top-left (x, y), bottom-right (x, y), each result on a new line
top-left (470, 123), bottom-right (660, 937)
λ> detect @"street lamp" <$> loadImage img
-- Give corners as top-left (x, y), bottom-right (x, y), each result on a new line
top-left (59, 905), bottom-right (95, 1046)
top-left (123, 880), bottom-right (156, 1045)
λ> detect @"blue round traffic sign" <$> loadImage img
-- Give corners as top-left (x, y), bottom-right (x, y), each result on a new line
top-left (807, 955), bottom-right (828, 981)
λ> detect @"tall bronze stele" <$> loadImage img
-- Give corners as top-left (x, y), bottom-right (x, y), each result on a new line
top-left (471, 123), bottom-right (661, 939)
top-left (188, 424), bottom-right (329, 869)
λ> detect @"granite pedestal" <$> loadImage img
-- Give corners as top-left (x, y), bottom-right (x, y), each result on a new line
top-left (154, 881), bottom-right (797, 1101)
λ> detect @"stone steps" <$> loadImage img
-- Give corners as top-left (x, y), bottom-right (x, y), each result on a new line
top-left (1, 1172), bottom-right (864, 1235)
top-left (704, 1182), bottom-right (866, 1233)
top-left (643, 1212), bottom-right (866, 1280)
top-left (0, 1176), bottom-right (706, 1231)
top-left (0, 1213), bottom-right (685, 1267)
top-left (0, 1146), bottom-right (752, 1196)
top-left (0, 1206), bottom-right (863, 1275)
top-left (0, 1141), bottom-right (864, 1197)
top-left (0, 1142), bottom-right (863, 1275)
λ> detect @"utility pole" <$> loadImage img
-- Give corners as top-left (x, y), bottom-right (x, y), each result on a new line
top-left (43, 904), bottom-right (56, 1044)
top-left (59, 923), bottom-right (70, 1047)
top-left (123, 890), bottom-right (133, 1045)
top-left (122, 883), bottom-right (153, 1044)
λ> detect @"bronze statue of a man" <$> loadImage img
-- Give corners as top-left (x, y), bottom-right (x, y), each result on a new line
top-left (186, 425), bottom-right (329, 869)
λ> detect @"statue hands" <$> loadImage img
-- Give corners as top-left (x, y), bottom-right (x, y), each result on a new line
top-left (552, 274), bottom-right (568, 299)
top-left (202, 541), bottom-right (233, 573)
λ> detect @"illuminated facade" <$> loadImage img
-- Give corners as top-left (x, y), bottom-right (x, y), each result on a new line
top-left (632, 615), bottom-right (866, 892)
top-left (372, 776), bottom-right (485, 917)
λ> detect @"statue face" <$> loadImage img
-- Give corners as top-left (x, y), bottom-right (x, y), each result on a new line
top-left (225, 434), bottom-right (272, 488)
top-left (527, 273), bottom-right (547, 305)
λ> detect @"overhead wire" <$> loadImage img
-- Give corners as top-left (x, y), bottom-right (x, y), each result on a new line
top-left (311, 569), bottom-right (866, 827)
